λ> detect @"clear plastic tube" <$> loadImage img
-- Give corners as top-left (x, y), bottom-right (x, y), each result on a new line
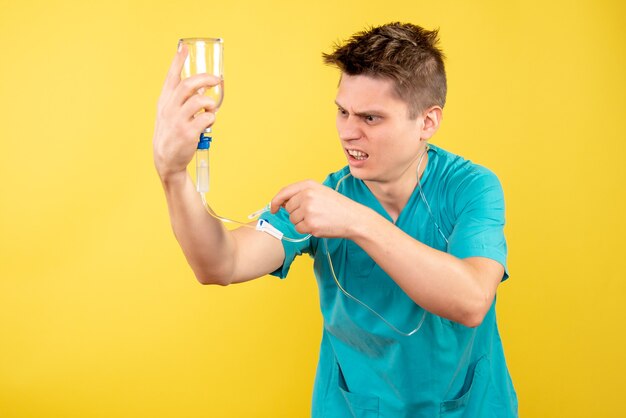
top-left (196, 149), bottom-right (210, 193)
top-left (199, 194), bottom-right (312, 243)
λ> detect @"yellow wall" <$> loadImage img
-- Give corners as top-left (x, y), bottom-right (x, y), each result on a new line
top-left (1, 0), bottom-right (624, 416)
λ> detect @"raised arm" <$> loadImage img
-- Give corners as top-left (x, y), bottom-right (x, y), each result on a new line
top-left (153, 44), bottom-right (284, 285)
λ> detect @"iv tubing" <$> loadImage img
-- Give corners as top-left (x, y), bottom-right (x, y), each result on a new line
top-left (199, 193), bottom-right (312, 243)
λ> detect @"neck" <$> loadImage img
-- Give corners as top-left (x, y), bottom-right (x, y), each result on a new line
top-left (364, 146), bottom-right (429, 222)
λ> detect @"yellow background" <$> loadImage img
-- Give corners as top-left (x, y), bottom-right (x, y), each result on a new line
top-left (1, 0), bottom-right (624, 416)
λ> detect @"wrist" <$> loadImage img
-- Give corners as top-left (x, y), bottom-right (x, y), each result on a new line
top-left (158, 169), bottom-right (188, 189)
top-left (344, 203), bottom-right (377, 241)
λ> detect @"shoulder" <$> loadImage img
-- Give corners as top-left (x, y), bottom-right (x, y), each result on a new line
top-left (430, 144), bottom-right (498, 181)
top-left (322, 166), bottom-right (352, 188)
top-left (429, 144), bottom-right (504, 213)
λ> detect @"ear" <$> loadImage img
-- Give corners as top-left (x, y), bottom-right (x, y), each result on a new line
top-left (420, 106), bottom-right (443, 141)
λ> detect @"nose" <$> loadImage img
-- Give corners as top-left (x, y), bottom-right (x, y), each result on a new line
top-left (337, 114), bottom-right (362, 142)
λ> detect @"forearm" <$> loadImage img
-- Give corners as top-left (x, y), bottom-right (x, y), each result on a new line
top-left (348, 207), bottom-right (493, 327)
top-left (160, 171), bottom-right (236, 285)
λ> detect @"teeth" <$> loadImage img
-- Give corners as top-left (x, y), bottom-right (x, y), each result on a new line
top-left (347, 149), bottom-right (367, 160)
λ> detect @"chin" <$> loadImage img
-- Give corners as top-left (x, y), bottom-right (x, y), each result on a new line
top-left (347, 166), bottom-right (374, 182)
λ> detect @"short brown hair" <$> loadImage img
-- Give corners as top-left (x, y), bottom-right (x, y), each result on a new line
top-left (322, 22), bottom-right (447, 119)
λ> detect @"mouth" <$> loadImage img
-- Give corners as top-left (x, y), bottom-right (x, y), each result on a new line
top-left (346, 148), bottom-right (369, 161)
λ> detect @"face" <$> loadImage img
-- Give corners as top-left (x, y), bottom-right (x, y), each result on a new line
top-left (335, 74), bottom-right (430, 185)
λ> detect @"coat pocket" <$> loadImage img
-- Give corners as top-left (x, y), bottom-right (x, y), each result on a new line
top-left (337, 362), bottom-right (380, 418)
top-left (440, 356), bottom-right (491, 417)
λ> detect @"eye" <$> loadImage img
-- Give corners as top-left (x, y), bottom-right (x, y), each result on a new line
top-left (364, 115), bottom-right (380, 123)
top-left (337, 107), bottom-right (348, 117)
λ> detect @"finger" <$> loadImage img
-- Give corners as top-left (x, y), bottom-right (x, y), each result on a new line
top-left (180, 94), bottom-right (218, 121)
top-left (294, 220), bottom-right (312, 236)
top-left (160, 43), bottom-right (189, 100)
top-left (189, 112), bottom-right (216, 135)
top-left (288, 207), bottom-right (306, 227)
top-left (270, 182), bottom-right (312, 214)
top-left (285, 190), bottom-right (309, 215)
top-left (172, 74), bottom-right (222, 109)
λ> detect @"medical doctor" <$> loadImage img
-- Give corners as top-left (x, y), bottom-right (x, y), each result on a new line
top-left (153, 22), bottom-right (518, 417)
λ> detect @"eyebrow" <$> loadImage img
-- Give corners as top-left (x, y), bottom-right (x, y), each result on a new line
top-left (334, 100), bottom-right (387, 117)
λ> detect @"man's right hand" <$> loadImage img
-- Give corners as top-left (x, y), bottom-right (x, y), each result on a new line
top-left (153, 44), bottom-right (222, 182)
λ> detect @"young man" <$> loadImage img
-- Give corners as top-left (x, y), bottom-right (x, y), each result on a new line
top-left (153, 22), bottom-right (517, 417)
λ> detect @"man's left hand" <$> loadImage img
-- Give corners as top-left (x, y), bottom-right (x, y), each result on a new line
top-left (270, 180), bottom-right (365, 238)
